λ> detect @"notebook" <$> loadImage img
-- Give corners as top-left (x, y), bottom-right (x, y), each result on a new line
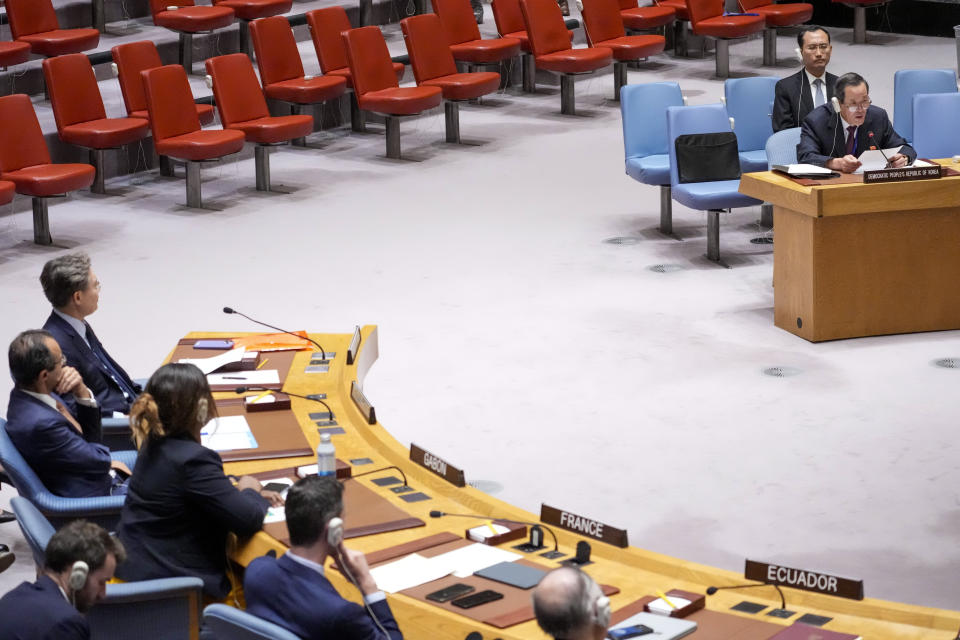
top-left (609, 612), bottom-right (697, 640)
top-left (473, 561), bottom-right (546, 590)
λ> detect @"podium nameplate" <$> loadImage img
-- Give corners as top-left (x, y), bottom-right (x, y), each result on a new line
top-left (863, 164), bottom-right (942, 184)
top-left (540, 504), bottom-right (628, 548)
top-left (350, 380), bottom-right (376, 424)
top-left (745, 560), bottom-right (863, 600)
top-left (410, 443), bottom-right (466, 487)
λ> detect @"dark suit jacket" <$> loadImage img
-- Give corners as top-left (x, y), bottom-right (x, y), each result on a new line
top-left (43, 312), bottom-right (140, 416)
top-left (772, 69), bottom-right (837, 133)
top-left (116, 435), bottom-right (268, 598)
top-left (5, 388), bottom-right (111, 498)
top-left (0, 575), bottom-right (90, 640)
top-left (245, 553), bottom-right (403, 640)
top-left (798, 104), bottom-right (917, 167)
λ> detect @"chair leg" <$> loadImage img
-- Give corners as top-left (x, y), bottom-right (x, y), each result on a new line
top-left (853, 6), bottom-right (866, 44)
top-left (349, 92), bottom-right (365, 133)
top-left (444, 101), bottom-right (460, 144)
top-left (706, 209), bottom-right (721, 263)
top-left (385, 116), bottom-right (401, 159)
top-left (32, 198), bottom-right (52, 245)
top-left (663, 22), bottom-right (675, 50)
top-left (239, 20), bottom-right (251, 57)
top-left (159, 155), bottom-right (175, 177)
top-left (93, 0), bottom-right (106, 32)
top-left (715, 38), bottom-right (729, 79)
top-left (560, 74), bottom-right (575, 115)
top-left (179, 33), bottom-right (194, 74)
top-left (254, 145), bottom-right (271, 191)
top-left (359, 0), bottom-right (373, 25)
top-left (522, 53), bottom-right (536, 93)
top-left (185, 161), bottom-right (202, 208)
top-left (90, 148), bottom-right (107, 194)
top-left (290, 104), bottom-right (307, 147)
top-left (660, 185), bottom-right (674, 237)
top-left (674, 20), bottom-right (687, 57)
top-left (613, 62), bottom-right (628, 101)
top-left (762, 27), bottom-right (776, 66)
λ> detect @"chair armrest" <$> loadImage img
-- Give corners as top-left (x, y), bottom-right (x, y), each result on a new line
top-left (104, 577), bottom-right (204, 604)
top-left (102, 417), bottom-right (130, 431)
top-left (110, 450), bottom-right (138, 470)
top-left (32, 492), bottom-right (125, 518)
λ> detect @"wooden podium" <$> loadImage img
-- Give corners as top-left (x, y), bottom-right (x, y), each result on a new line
top-left (739, 169), bottom-right (960, 342)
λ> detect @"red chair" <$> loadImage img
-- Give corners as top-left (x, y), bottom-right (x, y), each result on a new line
top-left (519, 0), bottom-right (612, 115)
top-left (0, 94), bottom-right (96, 245)
top-left (5, 0), bottom-right (98, 57)
top-left (831, 0), bottom-right (890, 44)
top-left (401, 14), bottom-right (501, 144)
top-left (43, 54), bottom-right (150, 194)
top-left (249, 16), bottom-right (347, 146)
top-left (432, 0), bottom-right (522, 75)
top-left (686, 0), bottom-right (764, 78)
top-left (205, 53), bottom-right (314, 191)
top-left (491, 0), bottom-right (573, 92)
top-left (148, 0), bottom-right (235, 73)
top-left (579, 0), bottom-right (664, 100)
top-left (739, 0), bottom-right (811, 65)
top-left (142, 65), bottom-right (246, 208)
top-left (617, 0), bottom-right (675, 32)
top-left (211, 0), bottom-right (291, 56)
top-left (307, 7), bottom-right (404, 132)
top-left (0, 41), bottom-right (31, 69)
top-left (0, 181), bottom-right (14, 206)
top-left (342, 26), bottom-right (442, 159)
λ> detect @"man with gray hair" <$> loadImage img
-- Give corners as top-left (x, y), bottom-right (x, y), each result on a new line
top-left (533, 567), bottom-right (611, 640)
top-left (41, 252), bottom-right (140, 416)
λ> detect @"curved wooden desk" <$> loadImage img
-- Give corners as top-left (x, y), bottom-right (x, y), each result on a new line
top-left (176, 328), bottom-right (958, 639)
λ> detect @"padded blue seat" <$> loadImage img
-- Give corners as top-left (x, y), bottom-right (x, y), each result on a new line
top-left (724, 76), bottom-right (778, 174)
top-left (624, 154), bottom-right (670, 185)
top-left (672, 179), bottom-right (757, 210)
top-left (912, 93), bottom-right (960, 159)
top-left (893, 69), bottom-right (957, 144)
top-left (204, 603), bottom-right (303, 640)
top-left (765, 126), bottom-right (801, 168)
top-left (738, 149), bottom-right (768, 173)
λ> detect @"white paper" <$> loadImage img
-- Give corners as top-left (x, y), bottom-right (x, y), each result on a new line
top-left (429, 543), bottom-right (522, 578)
top-left (179, 347), bottom-right (247, 375)
top-left (200, 415), bottom-right (257, 451)
top-left (855, 147), bottom-right (904, 173)
top-left (246, 393), bottom-right (278, 405)
top-left (206, 369), bottom-right (280, 386)
top-left (368, 554), bottom-right (454, 593)
top-left (774, 163), bottom-right (833, 176)
top-left (646, 595), bottom-right (692, 615)
top-left (264, 506), bottom-right (286, 523)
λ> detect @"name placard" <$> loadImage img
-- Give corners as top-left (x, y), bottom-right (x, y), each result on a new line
top-left (540, 504), bottom-right (628, 548)
top-left (350, 381), bottom-right (376, 425)
top-left (863, 165), bottom-right (942, 184)
top-left (346, 326), bottom-right (361, 366)
top-left (409, 444), bottom-right (465, 487)
top-left (745, 560), bottom-right (863, 600)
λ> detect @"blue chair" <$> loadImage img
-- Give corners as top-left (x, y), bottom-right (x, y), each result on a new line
top-left (724, 76), bottom-right (779, 172)
top-left (0, 418), bottom-right (134, 530)
top-left (912, 93), bottom-right (960, 159)
top-left (621, 81), bottom-right (686, 237)
top-left (893, 69), bottom-right (957, 144)
top-left (203, 604), bottom-right (303, 640)
top-left (667, 103), bottom-right (762, 265)
top-left (765, 126), bottom-right (802, 168)
top-left (11, 496), bottom-right (204, 640)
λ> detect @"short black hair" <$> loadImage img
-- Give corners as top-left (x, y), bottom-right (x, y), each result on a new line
top-left (285, 476), bottom-right (344, 547)
top-left (8, 330), bottom-right (57, 387)
top-left (835, 72), bottom-right (869, 104)
top-left (45, 520), bottom-right (126, 574)
top-left (797, 25), bottom-right (830, 48)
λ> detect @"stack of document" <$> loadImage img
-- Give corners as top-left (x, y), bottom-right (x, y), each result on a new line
top-left (206, 369), bottom-right (280, 386)
top-left (200, 415), bottom-right (258, 452)
top-left (179, 347), bottom-right (247, 375)
top-left (773, 164), bottom-right (835, 178)
top-left (368, 544), bottom-right (522, 593)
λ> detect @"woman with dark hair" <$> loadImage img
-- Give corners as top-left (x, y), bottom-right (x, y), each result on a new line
top-left (116, 363), bottom-right (282, 599)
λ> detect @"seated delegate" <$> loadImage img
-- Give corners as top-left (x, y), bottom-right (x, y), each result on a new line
top-left (798, 72), bottom-right (916, 173)
top-left (116, 362), bottom-right (282, 599)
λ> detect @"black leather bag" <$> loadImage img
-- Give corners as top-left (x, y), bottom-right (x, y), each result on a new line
top-left (675, 132), bottom-right (741, 183)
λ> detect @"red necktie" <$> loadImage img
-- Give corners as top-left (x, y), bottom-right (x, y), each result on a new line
top-left (844, 126), bottom-right (857, 156)
top-left (56, 401), bottom-right (84, 434)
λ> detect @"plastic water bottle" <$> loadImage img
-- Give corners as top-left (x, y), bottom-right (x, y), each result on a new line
top-left (316, 433), bottom-right (336, 477)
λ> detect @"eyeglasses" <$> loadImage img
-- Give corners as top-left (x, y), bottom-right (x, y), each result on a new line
top-left (92, 280), bottom-right (102, 291)
top-left (803, 43), bottom-right (831, 52)
top-left (841, 98), bottom-right (872, 113)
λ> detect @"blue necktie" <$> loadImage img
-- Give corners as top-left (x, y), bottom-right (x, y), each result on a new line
top-left (86, 324), bottom-right (137, 401)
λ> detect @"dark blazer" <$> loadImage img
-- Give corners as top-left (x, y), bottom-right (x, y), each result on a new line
top-left (43, 312), bottom-right (140, 416)
top-left (245, 553), bottom-right (403, 640)
top-left (116, 434), bottom-right (268, 598)
top-left (798, 104), bottom-right (917, 167)
top-left (772, 69), bottom-right (837, 133)
top-left (5, 388), bottom-right (111, 498)
top-left (0, 575), bottom-right (90, 640)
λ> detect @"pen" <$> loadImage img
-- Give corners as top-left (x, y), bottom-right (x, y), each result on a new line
top-left (223, 376), bottom-right (245, 380)
top-left (257, 358), bottom-right (269, 370)
top-left (250, 390), bottom-right (271, 404)
top-left (485, 520), bottom-right (498, 536)
top-left (656, 590), bottom-right (677, 609)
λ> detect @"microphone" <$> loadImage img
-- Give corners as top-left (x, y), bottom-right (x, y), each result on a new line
top-left (705, 583), bottom-right (786, 610)
top-left (235, 386), bottom-right (334, 420)
top-left (222, 306), bottom-right (327, 361)
top-left (868, 132), bottom-right (892, 167)
top-left (429, 510), bottom-right (562, 555)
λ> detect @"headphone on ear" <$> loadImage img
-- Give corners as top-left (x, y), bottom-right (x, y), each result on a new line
top-left (196, 398), bottom-right (209, 425)
top-left (68, 561), bottom-right (89, 592)
top-left (794, 47), bottom-right (802, 63)
top-left (326, 517), bottom-right (344, 548)
top-left (594, 594), bottom-right (611, 628)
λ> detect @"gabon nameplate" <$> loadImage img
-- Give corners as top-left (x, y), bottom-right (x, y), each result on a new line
top-left (745, 560), bottom-right (863, 600)
top-left (540, 504), bottom-right (629, 548)
top-left (410, 443), bottom-right (466, 487)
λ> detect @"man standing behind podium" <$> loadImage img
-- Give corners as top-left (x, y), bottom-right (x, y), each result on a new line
top-left (772, 26), bottom-right (837, 133)
top-left (41, 252), bottom-right (141, 416)
top-left (798, 72), bottom-right (916, 173)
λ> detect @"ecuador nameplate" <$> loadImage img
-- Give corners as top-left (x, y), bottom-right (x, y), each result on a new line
top-left (540, 504), bottom-right (628, 548)
top-left (410, 443), bottom-right (466, 487)
top-left (863, 164), bottom-right (942, 184)
top-left (745, 560), bottom-right (863, 600)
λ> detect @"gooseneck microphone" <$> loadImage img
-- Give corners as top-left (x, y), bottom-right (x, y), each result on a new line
top-left (222, 306), bottom-right (327, 361)
top-left (235, 385), bottom-right (334, 420)
top-left (868, 132), bottom-right (892, 166)
top-left (705, 583), bottom-right (786, 610)
top-left (429, 510), bottom-right (560, 554)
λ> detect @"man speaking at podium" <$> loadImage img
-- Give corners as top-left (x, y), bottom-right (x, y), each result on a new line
top-left (798, 72), bottom-right (916, 173)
